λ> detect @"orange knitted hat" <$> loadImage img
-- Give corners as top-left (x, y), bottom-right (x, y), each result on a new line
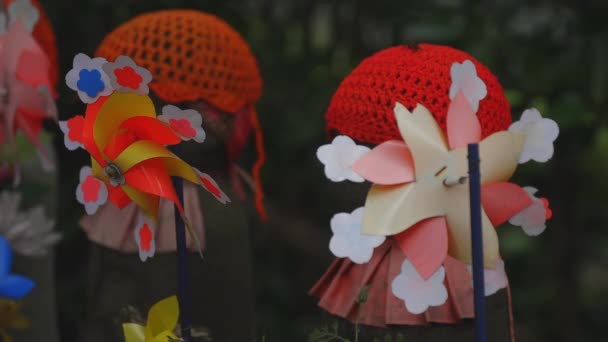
top-left (326, 44), bottom-right (511, 144)
top-left (4, 0), bottom-right (59, 88)
top-left (95, 10), bottom-right (266, 220)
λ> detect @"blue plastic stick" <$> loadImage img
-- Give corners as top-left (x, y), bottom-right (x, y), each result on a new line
top-left (170, 145), bottom-right (192, 342)
top-left (467, 143), bottom-right (486, 342)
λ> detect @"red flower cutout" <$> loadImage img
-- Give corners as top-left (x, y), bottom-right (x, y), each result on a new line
top-left (82, 175), bottom-right (101, 203)
top-left (139, 223), bottom-right (153, 252)
top-left (169, 118), bottom-right (197, 138)
top-left (67, 116), bottom-right (85, 142)
top-left (540, 198), bottom-right (552, 220)
top-left (114, 66), bottom-right (143, 90)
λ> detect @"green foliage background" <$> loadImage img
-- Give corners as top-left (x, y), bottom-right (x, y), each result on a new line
top-left (39, 0), bottom-right (608, 341)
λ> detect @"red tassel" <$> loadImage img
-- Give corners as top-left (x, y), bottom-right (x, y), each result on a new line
top-left (250, 105), bottom-right (267, 221)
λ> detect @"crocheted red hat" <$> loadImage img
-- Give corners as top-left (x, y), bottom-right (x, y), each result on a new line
top-left (325, 44), bottom-right (511, 143)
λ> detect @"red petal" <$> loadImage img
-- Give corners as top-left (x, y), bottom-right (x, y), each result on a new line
top-left (103, 129), bottom-right (138, 161)
top-left (351, 140), bottom-right (415, 185)
top-left (198, 173), bottom-right (228, 203)
top-left (114, 66), bottom-right (143, 89)
top-left (16, 50), bottom-right (51, 89)
top-left (82, 175), bottom-right (102, 203)
top-left (540, 198), bottom-right (552, 220)
top-left (119, 116), bottom-right (181, 146)
top-left (481, 183), bottom-right (534, 226)
top-left (107, 185), bottom-right (131, 209)
top-left (139, 223), bottom-right (153, 251)
top-left (83, 97), bottom-right (109, 166)
top-left (67, 116), bottom-right (86, 143)
top-left (394, 216), bottom-right (448, 280)
top-left (124, 159), bottom-right (184, 213)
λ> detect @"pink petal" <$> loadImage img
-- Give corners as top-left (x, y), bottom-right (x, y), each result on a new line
top-left (447, 91), bottom-right (482, 149)
top-left (16, 49), bottom-right (52, 90)
top-left (482, 182), bottom-right (534, 226)
top-left (394, 216), bottom-right (448, 280)
top-left (351, 140), bottom-right (414, 185)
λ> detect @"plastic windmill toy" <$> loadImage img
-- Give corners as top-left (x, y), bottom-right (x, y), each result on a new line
top-left (61, 53), bottom-right (230, 260)
top-left (311, 45), bottom-right (558, 340)
top-left (0, 0), bottom-right (58, 179)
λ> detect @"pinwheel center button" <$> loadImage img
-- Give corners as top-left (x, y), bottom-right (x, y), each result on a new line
top-left (104, 163), bottom-right (125, 186)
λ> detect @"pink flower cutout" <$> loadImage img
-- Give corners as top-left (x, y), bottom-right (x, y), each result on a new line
top-left (59, 115), bottom-right (85, 150)
top-left (76, 166), bottom-right (108, 215)
top-left (134, 214), bottom-right (156, 262)
top-left (158, 105), bottom-right (206, 143)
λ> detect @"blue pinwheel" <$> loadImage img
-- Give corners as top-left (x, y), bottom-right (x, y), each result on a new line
top-left (0, 236), bottom-right (34, 300)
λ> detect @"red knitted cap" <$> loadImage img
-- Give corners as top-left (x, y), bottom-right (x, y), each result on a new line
top-left (325, 44), bottom-right (511, 144)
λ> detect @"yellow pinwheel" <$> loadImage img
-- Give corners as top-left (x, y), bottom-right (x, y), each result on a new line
top-left (123, 296), bottom-right (179, 342)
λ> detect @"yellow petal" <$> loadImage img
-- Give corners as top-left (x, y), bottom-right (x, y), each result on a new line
top-left (91, 157), bottom-right (109, 183)
top-left (93, 92), bottom-right (156, 152)
top-left (394, 102), bottom-right (449, 177)
top-left (479, 131), bottom-right (524, 184)
top-left (154, 331), bottom-right (178, 342)
top-left (445, 131), bottom-right (525, 185)
top-left (121, 184), bottom-right (160, 219)
top-left (112, 140), bottom-right (200, 185)
top-left (362, 177), bottom-right (445, 236)
top-left (444, 185), bottom-right (499, 267)
top-left (123, 323), bottom-right (146, 342)
top-left (147, 296), bottom-right (179, 338)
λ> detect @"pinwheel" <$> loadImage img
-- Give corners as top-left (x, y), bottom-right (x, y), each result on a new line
top-left (0, 235), bottom-right (34, 300)
top-left (0, 299), bottom-right (29, 342)
top-left (0, 0), bottom-right (57, 173)
top-left (122, 296), bottom-right (179, 342)
top-left (316, 57), bottom-right (558, 315)
top-left (61, 53), bottom-right (230, 259)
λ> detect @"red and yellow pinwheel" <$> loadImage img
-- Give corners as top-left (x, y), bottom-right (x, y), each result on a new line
top-left (61, 54), bottom-right (229, 258)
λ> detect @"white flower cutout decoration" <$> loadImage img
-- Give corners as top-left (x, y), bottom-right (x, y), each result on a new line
top-left (329, 207), bottom-right (385, 264)
top-left (8, 0), bottom-right (39, 33)
top-left (391, 260), bottom-right (448, 314)
top-left (316, 135), bottom-right (370, 182)
top-left (0, 191), bottom-right (60, 257)
top-left (76, 166), bottom-right (108, 215)
top-left (158, 105), bottom-right (206, 143)
top-left (58, 120), bottom-right (84, 151)
top-left (509, 108), bottom-right (559, 163)
top-left (65, 54), bottom-right (113, 104)
top-left (467, 259), bottom-right (509, 296)
top-left (134, 214), bottom-right (156, 262)
top-left (509, 186), bottom-right (551, 236)
top-left (449, 59), bottom-right (487, 112)
top-left (102, 55), bottom-right (153, 96)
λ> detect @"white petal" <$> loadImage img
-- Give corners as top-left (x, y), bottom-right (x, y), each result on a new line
top-left (328, 207), bottom-right (385, 264)
top-left (466, 259), bottom-right (509, 296)
top-left (508, 186), bottom-right (548, 236)
top-left (316, 136), bottom-right (370, 182)
top-left (8, 0), bottom-right (39, 32)
top-left (134, 214), bottom-right (156, 262)
top-left (392, 260), bottom-right (447, 314)
top-left (509, 108), bottom-right (559, 163)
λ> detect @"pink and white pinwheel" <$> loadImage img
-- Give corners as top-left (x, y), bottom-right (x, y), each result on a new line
top-left (348, 74), bottom-right (556, 281)
top-left (0, 0), bottom-right (56, 171)
top-left (316, 59), bottom-right (558, 312)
